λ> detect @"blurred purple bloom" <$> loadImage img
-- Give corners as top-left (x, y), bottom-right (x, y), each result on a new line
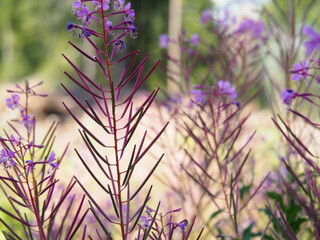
top-left (303, 26), bottom-right (320, 56)
top-left (190, 33), bottom-right (199, 46)
top-left (140, 215), bottom-right (150, 229)
top-left (6, 94), bottom-right (20, 110)
top-left (191, 88), bottom-right (207, 104)
top-left (178, 219), bottom-right (188, 232)
top-left (114, 0), bottom-right (125, 10)
top-left (92, 0), bottom-right (110, 11)
top-left (291, 61), bottom-right (309, 83)
top-left (235, 19), bottom-right (266, 40)
top-left (0, 149), bottom-right (15, 168)
top-left (20, 111), bottom-right (34, 131)
top-left (217, 80), bottom-right (237, 99)
top-left (201, 9), bottom-right (212, 25)
top-left (281, 89), bottom-right (297, 105)
top-left (159, 34), bottom-right (169, 49)
top-left (72, 0), bottom-right (81, 13)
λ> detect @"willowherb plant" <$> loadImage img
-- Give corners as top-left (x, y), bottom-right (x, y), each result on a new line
top-left (264, 54), bottom-right (320, 239)
top-left (0, 81), bottom-right (87, 239)
top-left (154, 8), bottom-right (271, 239)
top-left (62, 0), bottom-right (202, 239)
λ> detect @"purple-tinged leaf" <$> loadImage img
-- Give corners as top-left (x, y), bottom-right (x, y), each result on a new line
top-left (272, 118), bottom-right (319, 171)
top-left (85, 99), bottom-right (110, 134)
top-left (0, 207), bottom-right (30, 226)
top-left (81, 225), bottom-right (87, 240)
top-left (117, 53), bottom-right (139, 88)
top-left (240, 172), bottom-right (270, 212)
top-left (81, 130), bottom-right (110, 166)
top-left (62, 54), bottom-right (101, 91)
top-left (63, 73), bottom-right (103, 99)
top-left (47, 180), bottom-right (76, 219)
top-left (112, 50), bottom-right (140, 64)
top-left (130, 154), bottom-right (164, 200)
top-left (121, 145), bottom-right (136, 186)
top-left (36, 179), bottom-right (58, 199)
top-left (130, 185), bottom-right (152, 232)
top-left (62, 102), bottom-right (107, 147)
top-left (75, 148), bottom-right (110, 194)
top-left (144, 202), bottom-right (161, 239)
top-left (66, 196), bottom-right (89, 240)
top-left (228, 131), bottom-right (256, 163)
top-left (277, 114), bottom-right (317, 157)
top-left (0, 218), bottom-right (23, 240)
top-left (68, 40), bottom-right (97, 62)
top-left (288, 109), bottom-right (320, 129)
top-left (89, 202), bottom-right (112, 237)
top-left (133, 122), bottom-right (169, 166)
top-left (74, 177), bottom-right (116, 224)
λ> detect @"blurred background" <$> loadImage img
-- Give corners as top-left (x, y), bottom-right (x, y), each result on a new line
top-left (0, 0), bottom-right (272, 89)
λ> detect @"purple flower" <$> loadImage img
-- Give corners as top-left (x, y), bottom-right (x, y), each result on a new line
top-left (92, 0), bottom-right (110, 11)
top-left (114, 0), bottom-right (125, 10)
top-left (159, 34), bottom-right (170, 49)
top-left (201, 9), bottom-right (212, 25)
top-left (191, 89), bottom-right (207, 104)
top-left (6, 94), bottom-right (20, 110)
top-left (178, 219), bottom-right (188, 232)
top-left (281, 89), bottom-right (297, 105)
top-left (303, 26), bottom-right (320, 56)
top-left (124, 2), bottom-right (135, 19)
top-left (0, 149), bottom-right (15, 168)
top-left (217, 80), bottom-right (237, 99)
top-left (291, 61), bottom-right (309, 83)
top-left (66, 22), bottom-right (75, 31)
top-left (140, 215), bottom-right (150, 229)
top-left (20, 111), bottom-right (34, 132)
top-left (235, 19), bottom-right (266, 40)
top-left (47, 151), bottom-right (58, 169)
top-left (77, 5), bottom-right (92, 25)
top-left (26, 160), bottom-right (35, 176)
top-left (190, 33), bottom-right (199, 46)
top-left (72, 0), bottom-right (81, 13)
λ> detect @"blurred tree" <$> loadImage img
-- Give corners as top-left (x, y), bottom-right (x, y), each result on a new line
top-left (0, 0), bottom-right (72, 84)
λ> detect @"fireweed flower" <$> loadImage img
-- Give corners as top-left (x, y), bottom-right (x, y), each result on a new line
top-left (76, 5), bottom-right (92, 25)
top-left (124, 2), bottom-right (135, 19)
top-left (72, 0), bottom-right (81, 13)
top-left (291, 60), bottom-right (309, 84)
top-left (139, 215), bottom-right (150, 229)
top-left (92, 0), bottom-right (110, 11)
top-left (303, 26), bottom-right (320, 56)
top-left (66, 22), bottom-right (75, 31)
top-left (177, 219), bottom-right (188, 232)
top-left (25, 160), bottom-right (35, 176)
top-left (281, 89), bottom-right (297, 105)
top-left (114, 0), bottom-right (125, 10)
top-left (0, 149), bottom-right (15, 168)
top-left (201, 9), bottom-right (212, 25)
top-left (159, 34), bottom-right (170, 49)
top-left (217, 80), bottom-right (237, 99)
top-left (191, 88), bottom-right (207, 104)
top-left (47, 151), bottom-right (58, 170)
top-left (190, 33), bottom-right (199, 46)
top-left (6, 94), bottom-right (20, 109)
top-left (235, 19), bottom-right (267, 40)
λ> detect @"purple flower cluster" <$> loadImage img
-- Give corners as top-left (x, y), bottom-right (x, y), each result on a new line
top-left (191, 80), bottom-right (237, 105)
top-left (0, 82), bottom-right (58, 172)
top-left (67, 0), bottom-right (137, 44)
